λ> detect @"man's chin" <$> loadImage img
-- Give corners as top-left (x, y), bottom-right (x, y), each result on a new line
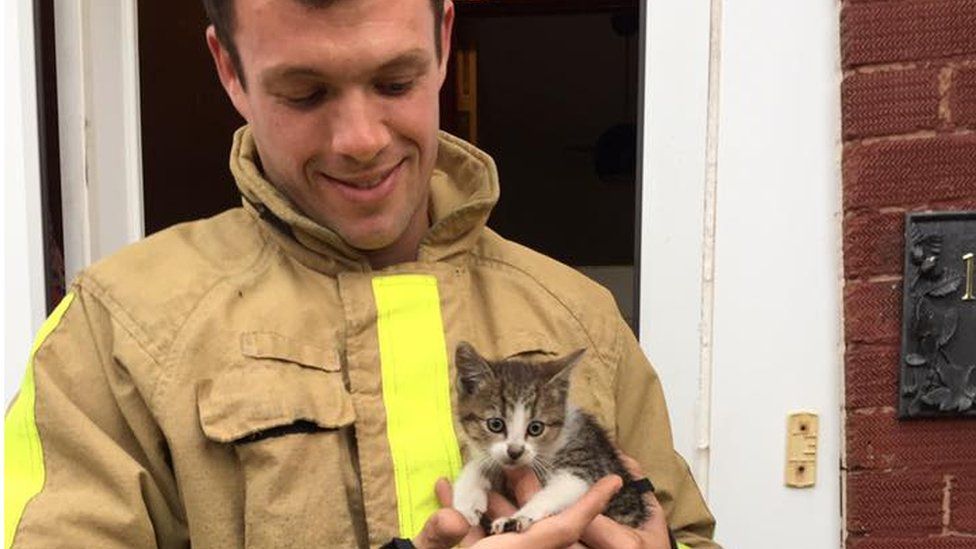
top-left (341, 231), bottom-right (397, 253)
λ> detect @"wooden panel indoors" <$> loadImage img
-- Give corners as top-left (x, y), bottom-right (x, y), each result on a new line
top-left (455, 0), bottom-right (638, 16)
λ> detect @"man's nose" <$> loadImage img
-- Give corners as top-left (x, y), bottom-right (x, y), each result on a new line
top-left (507, 445), bottom-right (524, 460)
top-left (330, 91), bottom-right (390, 164)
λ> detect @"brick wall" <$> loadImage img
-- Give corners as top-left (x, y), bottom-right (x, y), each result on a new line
top-left (841, 0), bottom-right (976, 546)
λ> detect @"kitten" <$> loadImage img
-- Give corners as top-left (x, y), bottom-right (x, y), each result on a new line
top-left (451, 341), bottom-right (650, 534)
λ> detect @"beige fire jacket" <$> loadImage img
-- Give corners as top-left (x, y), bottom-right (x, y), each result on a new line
top-left (5, 128), bottom-right (717, 548)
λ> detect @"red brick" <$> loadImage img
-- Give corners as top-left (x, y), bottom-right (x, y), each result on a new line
top-left (844, 210), bottom-right (906, 279)
top-left (848, 537), bottom-right (976, 549)
top-left (846, 344), bottom-right (901, 409)
top-left (950, 66), bottom-right (976, 128)
top-left (841, 1), bottom-right (976, 68)
top-left (928, 197), bottom-right (976, 211)
top-left (843, 69), bottom-right (941, 139)
top-left (949, 468), bottom-right (976, 532)
top-left (847, 469), bottom-right (945, 535)
top-left (843, 135), bottom-right (976, 211)
top-left (844, 280), bottom-right (903, 345)
top-left (847, 409), bottom-right (976, 470)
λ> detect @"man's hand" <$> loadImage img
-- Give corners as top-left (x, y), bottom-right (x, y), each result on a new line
top-left (412, 475), bottom-right (623, 549)
top-left (500, 455), bottom-right (672, 549)
top-left (578, 454), bottom-right (672, 549)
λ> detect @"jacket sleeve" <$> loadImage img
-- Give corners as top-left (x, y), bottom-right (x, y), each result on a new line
top-left (612, 316), bottom-right (720, 549)
top-left (4, 285), bottom-right (187, 548)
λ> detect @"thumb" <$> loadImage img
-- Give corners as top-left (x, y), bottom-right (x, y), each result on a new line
top-left (412, 508), bottom-right (469, 549)
top-left (435, 477), bottom-right (454, 507)
top-left (557, 475), bottom-right (623, 529)
top-left (412, 479), bottom-right (469, 549)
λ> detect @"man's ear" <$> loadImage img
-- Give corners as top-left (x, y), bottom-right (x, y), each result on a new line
top-left (436, 0), bottom-right (455, 87)
top-left (455, 341), bottom-right (493, 395)
top-left (205, 25), bottom-right (251, 122)
top-left (543, 348), bottom-right (586, 386)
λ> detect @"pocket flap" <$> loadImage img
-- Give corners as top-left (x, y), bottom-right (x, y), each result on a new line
top-left (240, 332), bottom-right (339, 372)
top-left (496, 330), bottom-right (563, 360)
top-left (197, 360), bottom-right (355, 443)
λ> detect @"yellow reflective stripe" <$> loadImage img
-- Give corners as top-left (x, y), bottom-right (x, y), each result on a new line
top-left (5, 293), bottom-right (76, 549)
top-left (373, 275), bottom-right (462, 539)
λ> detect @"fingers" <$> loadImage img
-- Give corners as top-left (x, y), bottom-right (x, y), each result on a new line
top-left (519, 475), bottom-right (622, 546)
top-left (579, 514), bottom-right (642, 549)
top-left (615, 452), bottom-right (666, 527)
top-left (580, 453), bottom-right (672, 548)
top-left (486, 490), bottom-right (519, 517)
top-left (435, 477), bottom-right (454, 507)
top-left (504, 467), bottom-right (543, 506)
top-left (414, 478), bottom-right (475, 549)
top-left (412, 508), bottom-right (470, 549)
top-left (618, 453), bottom-right (643, 478)
top-left (642, 486), bottom-right (666, 517)
top-left (556, 475), bottom-right (622, 531)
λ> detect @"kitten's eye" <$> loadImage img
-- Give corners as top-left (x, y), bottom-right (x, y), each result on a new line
top-left (526, 421), bottom-right (545, 437)
top-left (486, 417), bottom-right (506, 434)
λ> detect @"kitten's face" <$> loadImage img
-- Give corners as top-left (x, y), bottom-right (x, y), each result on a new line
top-left (454, 342), bottom-right (583, 470)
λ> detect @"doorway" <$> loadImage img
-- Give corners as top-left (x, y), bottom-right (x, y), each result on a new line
top-left (442, 1), bottom-right (642, 327)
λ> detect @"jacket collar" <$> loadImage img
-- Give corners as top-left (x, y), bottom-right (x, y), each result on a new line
top-left (230, 125), bottom-right (500, 274)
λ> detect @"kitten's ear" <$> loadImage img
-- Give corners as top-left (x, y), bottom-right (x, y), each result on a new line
top-left (455, 341), bottom-right (494, 395)
top-left (543, 348), bottom-right (586, 385)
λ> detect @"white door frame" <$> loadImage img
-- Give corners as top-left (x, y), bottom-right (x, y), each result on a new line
top-left (55, 0), bottom-right (145, 285)
top-left (639, 0), bottom-right (713, 487)
top-left (640, 0), bottom-right (844, 547)
top-left (4, 0), bottom-right (48, 404)
top-left (4, 1), bottom-right (145, 403)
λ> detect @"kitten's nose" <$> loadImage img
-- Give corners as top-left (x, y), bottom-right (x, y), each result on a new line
top-left (507, 445), bottom-right (525, 460)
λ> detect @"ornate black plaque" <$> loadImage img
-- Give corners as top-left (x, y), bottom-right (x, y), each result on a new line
top-left (899, 212), bottom-right (976, 419)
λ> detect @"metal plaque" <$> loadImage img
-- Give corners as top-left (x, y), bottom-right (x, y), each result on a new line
top-left (900, 212), bottom-right (976, 419)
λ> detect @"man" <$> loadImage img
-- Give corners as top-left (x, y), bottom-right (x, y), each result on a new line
top-left (4, 0), bottom-right (717, 547)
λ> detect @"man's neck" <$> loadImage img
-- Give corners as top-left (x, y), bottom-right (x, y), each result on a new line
top-left (364, 201), bottom-right (430, 270)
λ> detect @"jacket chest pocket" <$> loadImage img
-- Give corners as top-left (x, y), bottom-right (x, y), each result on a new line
top-left (197, 333), bottom-right (366, 549)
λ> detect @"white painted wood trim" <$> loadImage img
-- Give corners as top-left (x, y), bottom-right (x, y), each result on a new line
top-left (705, 0), bottom-right (843, 546)
top-left (639, 0), bottom-right (713, 488)
top-left (56, 0), bottom-right (145, 285)
top-left (3, 0), bottom-right (48, 404)
top-left (640, 2), bottom-right (843, 545)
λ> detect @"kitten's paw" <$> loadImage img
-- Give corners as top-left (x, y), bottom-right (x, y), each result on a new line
top-left (452, 489), bottom-right (487, 526)
top-left (489, 515), bottom-right (534, 535)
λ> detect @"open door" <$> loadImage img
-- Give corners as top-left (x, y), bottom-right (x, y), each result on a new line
top-left (442, 0), bottom-right (642, 327)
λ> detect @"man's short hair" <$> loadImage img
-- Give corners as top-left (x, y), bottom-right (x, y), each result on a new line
top-left (202, 0), bottom-right (447, 89)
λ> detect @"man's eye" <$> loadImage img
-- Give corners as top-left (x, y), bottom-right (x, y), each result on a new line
top-left (377, 80), bottom-right (414, 96)
top-left (282, 89), bottom-right (325, 108)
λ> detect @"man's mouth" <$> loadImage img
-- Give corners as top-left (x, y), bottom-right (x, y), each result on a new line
top-left (325, 160), bottom-right (404, 190)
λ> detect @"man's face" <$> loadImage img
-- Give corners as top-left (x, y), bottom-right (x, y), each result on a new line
top-left (208, 0), bottom-right (453, 255)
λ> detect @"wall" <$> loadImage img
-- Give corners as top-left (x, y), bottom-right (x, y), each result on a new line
top-left (841, 0), bottom-right (976, 546)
